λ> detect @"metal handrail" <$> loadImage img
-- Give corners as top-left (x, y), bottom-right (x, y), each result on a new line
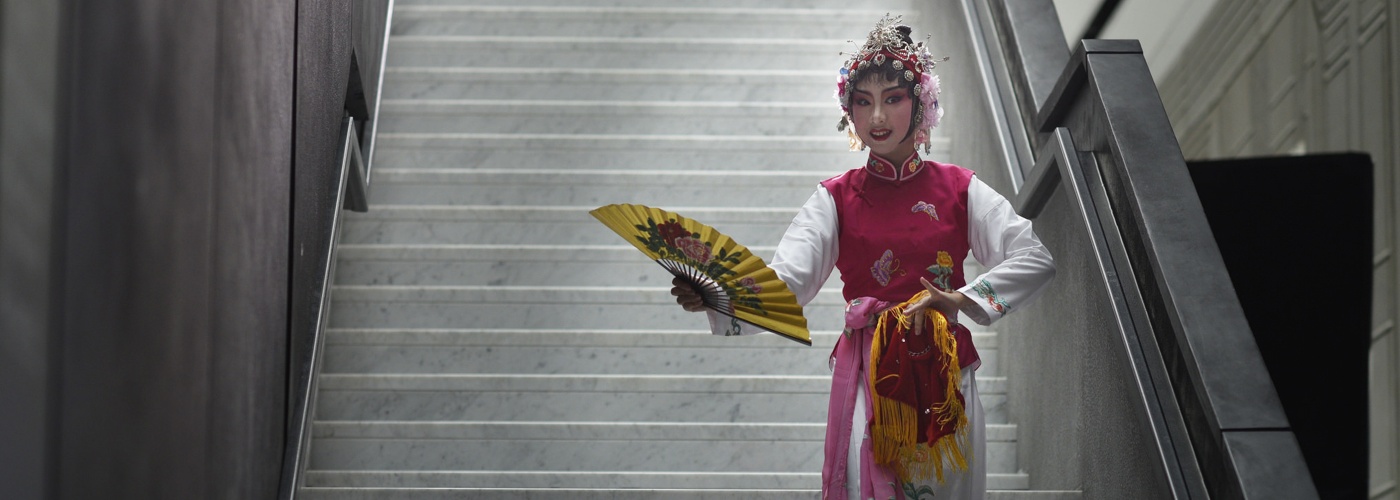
top-left (981, 0), bottom-right (1319, 497)
top-left (281, 114), bottom-right (364, 499)
top-left (279, 2), bottom-right (393, 498)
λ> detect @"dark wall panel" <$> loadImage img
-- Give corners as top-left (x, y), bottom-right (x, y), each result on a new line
top-left (210, 0), bottom-right (294, 498)
top-left (54, 0), bottom-right (292, 498)
top-left (59, 1), bottom-right (218, 497)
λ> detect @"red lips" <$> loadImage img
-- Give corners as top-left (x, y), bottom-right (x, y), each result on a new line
top-left (870, 129), bottom-right (893, 141)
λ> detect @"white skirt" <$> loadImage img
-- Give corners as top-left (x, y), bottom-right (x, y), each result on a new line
top-left (847, 365), bottom-right (987, 500)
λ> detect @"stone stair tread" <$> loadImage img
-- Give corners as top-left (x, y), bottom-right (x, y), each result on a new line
top-left (383, 99), bottom-right (833, 110)
top-left (297, 488), bottom-right (1079, 500)
top-left (388, 37), bottom-right (846, 70)
top-left (371, 168), bottom-right (837, 180)
top-left (376, 132), bottom-right (867, 145)
top-left (343, 204), bottom-right (802, 222)
top-left (369, 135), bottom-right (884, 172)
top-left (380, 67), bottom-right (839, 102)
top-left (316, 373), bottom-right (1008, 394)
top-left (310, 420), bottom-right (1018, 441)
top-left (330, 284), bottom-right (845, 302)
top-left (395, 5), bottom-right (893, 17)
top-left (377, 101), bottom-right (838, 136)
top-left (322, 328), bottom-right (999, 347)
top-left (396, 0), bottom-right (917, 8)
top-left (393, 34), bottom-right (848, 47)
top-left (303, 470), bottom-right (1028, 489)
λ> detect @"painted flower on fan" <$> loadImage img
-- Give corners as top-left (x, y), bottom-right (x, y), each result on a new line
top-left (657, 220), bottom-right (690, 247)
top-left (674, 236), bottom-right (713, 264)
top-left (739, 276), bottom-right (762, 294)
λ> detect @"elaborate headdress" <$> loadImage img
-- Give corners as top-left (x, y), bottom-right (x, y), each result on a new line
top-left (836, 15), bottom-right (947, 152)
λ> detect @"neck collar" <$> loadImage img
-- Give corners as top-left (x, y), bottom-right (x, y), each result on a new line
top-left (864, 151), bottom-right (926, 183)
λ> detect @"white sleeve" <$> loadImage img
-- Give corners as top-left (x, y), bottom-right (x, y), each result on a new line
top-left (707, 186), bottom-right (840, 336)
top-left (956, 176), bottom-right (1056, 325)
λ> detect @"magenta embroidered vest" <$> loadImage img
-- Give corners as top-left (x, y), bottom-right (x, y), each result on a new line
top-left (821, 152), bottom-right (980, 368)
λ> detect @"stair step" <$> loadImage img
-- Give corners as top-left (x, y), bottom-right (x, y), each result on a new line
top-left (378, 100), bottom-right (833, 136)
top-left (389, 36), bottom-right (846, 70)
top-left (370, 133), bottom-right (948, 173)
top-left (395, 0), bottom-right (918, 9)
top-left (392, 6), bottom-right (893, 39)
top-left (332, 243), bottom-right (828, 286)
top-left (304, 420), bottom-right (1017, 473)
top-left (331, 244), bottom-right (982, 290)
top-left (312, 374), bottom-right (1008, 425)
top-left (340, 205), bottom-right (800, 246)
top-left (321, 329), bottom-right (1000, 376)
top-left (298, 490), bottom-right (1063, 500)
top-left (303, 469), bottom-right (1032, 490)
top-left (382, 68), bottom-right (834, 102)
top-left (310, 420), bottom-right (1018, 441)
top-left (327, 285), bottom-right (848, 330)
top-left (363, 169), bottom-right (830, 207)
top-left (363, 161), bottom-right (987, 211)
top-left (300, 489), bottom-right (1080, 500)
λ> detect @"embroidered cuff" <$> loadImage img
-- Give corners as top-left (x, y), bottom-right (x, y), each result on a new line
top-left (958, 278), bottom-right (1008, 325)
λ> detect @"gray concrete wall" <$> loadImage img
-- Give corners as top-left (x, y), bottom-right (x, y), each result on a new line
top-left (997, 149), bottom-right (1174, 498)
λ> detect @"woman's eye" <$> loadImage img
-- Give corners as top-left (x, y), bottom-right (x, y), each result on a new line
top-left (855, 98), bottom-right (870, 106)
top-left (886, 96), bottom-right (903, 104)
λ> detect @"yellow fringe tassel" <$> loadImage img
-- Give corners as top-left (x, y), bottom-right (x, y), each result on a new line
top-left (868, 290), bottom-right (971, 483)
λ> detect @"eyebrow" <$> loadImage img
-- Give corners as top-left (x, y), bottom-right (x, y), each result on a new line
top-left (853, 85), bottom-right (907, 96)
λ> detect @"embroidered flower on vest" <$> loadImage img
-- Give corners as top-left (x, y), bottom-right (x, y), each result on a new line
top-left (911, 201), bottom-right (939, 221)
top-left (926, 250), bottom-right (955, 291)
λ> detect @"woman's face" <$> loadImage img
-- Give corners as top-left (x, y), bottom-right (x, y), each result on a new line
top-left (850, 75), bottom-right (918, 162)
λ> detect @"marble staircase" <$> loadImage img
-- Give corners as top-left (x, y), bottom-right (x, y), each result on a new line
top-left (300, 1), bottom-right (1081, 498)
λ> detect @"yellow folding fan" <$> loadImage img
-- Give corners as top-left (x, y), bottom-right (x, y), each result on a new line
top-left (590, 203), bottom-right (810, 346)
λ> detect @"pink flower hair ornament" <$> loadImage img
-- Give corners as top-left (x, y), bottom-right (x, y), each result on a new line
top-left (835, 15), bottom-right (948, 152)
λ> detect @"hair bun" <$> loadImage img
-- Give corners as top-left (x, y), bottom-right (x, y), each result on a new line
top-left (895, 25), bottom-right (913, 41)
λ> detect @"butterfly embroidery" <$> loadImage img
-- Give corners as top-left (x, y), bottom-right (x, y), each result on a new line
top-left (911, 201), bottom-right (939, 221)
top-left (871, 249), bottom-right (906, 286)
